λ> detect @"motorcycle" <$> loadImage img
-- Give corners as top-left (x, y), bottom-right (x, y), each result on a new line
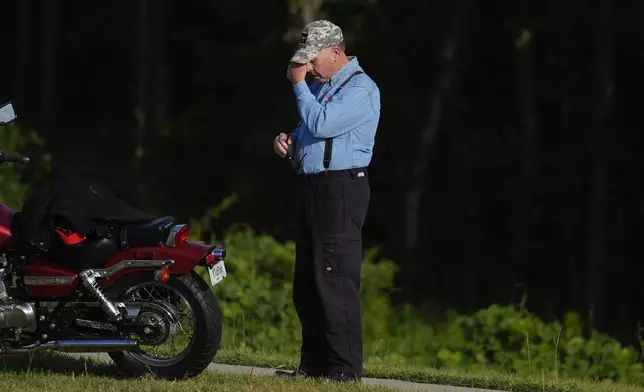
top-left (0, 102), bottom-right (227, 379)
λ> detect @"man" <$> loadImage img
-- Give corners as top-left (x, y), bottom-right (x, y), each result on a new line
top-left (273, 20), bottom-right (381, 382)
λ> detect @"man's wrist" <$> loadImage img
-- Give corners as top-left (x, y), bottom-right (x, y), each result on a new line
top-left (293, 80), bottom-right (310, 97)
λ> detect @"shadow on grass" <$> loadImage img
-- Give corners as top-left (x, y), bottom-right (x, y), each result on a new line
top-left (0, 352), bottom-right (136, 379)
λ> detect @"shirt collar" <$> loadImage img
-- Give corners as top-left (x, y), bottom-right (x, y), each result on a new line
top-left (328, 56), bottom-right (360, 87)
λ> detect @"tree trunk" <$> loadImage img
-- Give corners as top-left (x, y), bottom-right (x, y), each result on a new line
top-left (585, 0), bottom-right (613, 334)
top-left (558, 4), bottom-right (583, 312)
top-left (402, 0), bottom-right (471, 297)
top-left (134, 0), bottom-right (167, 205)
top-left (41, 0), bottom-right (57, 134)
top-left (142, 0), bottom-right (168, 207)
top-left (134, 0), bottom-right (149, 203)
top-left (15, 0), bottom-right (31, 111)
top-left (284, 0), bottom-right (325, 43)
top-left (300, 0), bottom-right (324, 25)
top-left (511, 28), bottom-right (538, 287)
top-left (151, 1), bottom-right (168, 132)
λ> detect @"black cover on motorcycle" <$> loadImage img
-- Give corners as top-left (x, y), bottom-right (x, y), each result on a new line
top-left (12, 175), bottom-right (156, 252)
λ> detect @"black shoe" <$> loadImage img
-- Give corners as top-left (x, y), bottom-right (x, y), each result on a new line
top-left (324, 371), bottom-right (361, 383)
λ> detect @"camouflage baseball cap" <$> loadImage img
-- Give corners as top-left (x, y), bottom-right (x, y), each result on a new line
top-left (290, 20), bottom-right (344, 64)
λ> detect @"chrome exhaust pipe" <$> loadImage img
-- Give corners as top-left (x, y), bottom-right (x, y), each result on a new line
top-left (40, 339), bottom-right (138, 352)
top-left (4, 339), bottom-right (138, 354)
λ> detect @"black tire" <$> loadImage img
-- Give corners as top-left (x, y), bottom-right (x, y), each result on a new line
top-left (105, 270), bottom-right (222, 380)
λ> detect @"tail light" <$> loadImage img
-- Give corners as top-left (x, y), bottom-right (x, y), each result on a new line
top-left (166, 224), bottom-right (189, 247)
top-left (202, 245), bottom-right (225, 267)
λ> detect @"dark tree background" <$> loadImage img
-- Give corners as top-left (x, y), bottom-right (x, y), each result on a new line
top-left (1, 0), bottom-right (643, 346)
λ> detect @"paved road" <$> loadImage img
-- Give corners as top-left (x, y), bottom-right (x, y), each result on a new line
top-left (70, 353), bottom-right (507, 392)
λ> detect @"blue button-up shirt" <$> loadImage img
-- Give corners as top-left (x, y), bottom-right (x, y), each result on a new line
top-left (288, 56), bottom-right (381, 174)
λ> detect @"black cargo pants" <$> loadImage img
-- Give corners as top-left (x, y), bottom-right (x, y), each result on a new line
top-left (292, 167), bottom-right (370, 377)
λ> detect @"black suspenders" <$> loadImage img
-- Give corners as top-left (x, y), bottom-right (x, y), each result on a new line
top-left (323, 70), bottom-right (364, 170)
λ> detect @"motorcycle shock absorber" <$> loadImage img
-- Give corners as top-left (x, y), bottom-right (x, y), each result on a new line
top-left (79, 270), bottom-right (122, 321)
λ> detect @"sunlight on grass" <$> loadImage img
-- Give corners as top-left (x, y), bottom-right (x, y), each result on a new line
top-left (0, 371), bottom-right (393, 392)
top-left (214, 348), bottom-right (644, 392)
top-left (1, 348), bottom-right (642, 392)
top-left (0, 352), bottom-right (392, 392)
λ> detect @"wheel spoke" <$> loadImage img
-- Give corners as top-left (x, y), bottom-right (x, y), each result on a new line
top-left (120, 282), bottom-right (196, 362)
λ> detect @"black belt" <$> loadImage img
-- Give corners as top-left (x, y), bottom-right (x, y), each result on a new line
top-left (300, 167), bottom-right (368, 179)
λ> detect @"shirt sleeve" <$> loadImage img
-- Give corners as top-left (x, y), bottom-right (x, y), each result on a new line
top-left (288, 122), bottom-right (301, 144)
top-left (288, 81), bottom-right (321, 141)
top-left (293, 80), bottom-right (375, 139)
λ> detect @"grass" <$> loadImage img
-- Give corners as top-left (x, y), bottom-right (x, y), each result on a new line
top-left (215, 348), bottom-right (644, 392)
top-left (0, 348), bottom-right (642, 392)
top-left (0, 352), bottom-right (392, 392)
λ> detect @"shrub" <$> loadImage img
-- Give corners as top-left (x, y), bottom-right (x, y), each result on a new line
top-left (0, 122), bottom-right (50, 211)
top-left (187, 204), bottom-right (644, 384)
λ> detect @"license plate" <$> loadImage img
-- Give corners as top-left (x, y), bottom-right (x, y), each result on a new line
top-left (208, 260), bottom-right (227, 286)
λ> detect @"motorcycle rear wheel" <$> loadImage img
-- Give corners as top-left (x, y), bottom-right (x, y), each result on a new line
top-left (106, 270), bottom-right (222, 380)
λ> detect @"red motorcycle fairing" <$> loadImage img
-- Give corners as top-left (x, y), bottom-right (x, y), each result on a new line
top-left (0, 203), bottom-right (15, 248)
top-left (22, 240), bottom-right (214, 298)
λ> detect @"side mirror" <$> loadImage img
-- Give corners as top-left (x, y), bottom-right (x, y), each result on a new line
top-left (0, 102), bottom-right (16, 125)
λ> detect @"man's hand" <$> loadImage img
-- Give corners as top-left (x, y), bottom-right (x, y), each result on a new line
top-left (286, 62), bottom-right (307, 85)
top-left (274, 133), bottom-right (293, 158)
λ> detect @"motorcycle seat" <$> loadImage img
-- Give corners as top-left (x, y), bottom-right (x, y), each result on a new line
top-left (49, 227), bottom-right (119, 271)
top-left (48, 216), bottom-right (177, 270)
top-left (121, 216), bottom-right (176, 249)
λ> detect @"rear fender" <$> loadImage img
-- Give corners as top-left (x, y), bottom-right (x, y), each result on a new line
top-left (100, 241), bottom-right (215, 287)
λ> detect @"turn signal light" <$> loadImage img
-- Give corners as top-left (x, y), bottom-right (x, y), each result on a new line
top-left (154, 264), bottom-right (171, 283)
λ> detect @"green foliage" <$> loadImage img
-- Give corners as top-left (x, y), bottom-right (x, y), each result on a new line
top-left (0, 122), bottom-right (49, 211)
top-left (198, 226), bottom-right (301, 352)
top-left (186, 202), bottom-right (643, 385)
top-left (438, 305), bottom-right (644, 383)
